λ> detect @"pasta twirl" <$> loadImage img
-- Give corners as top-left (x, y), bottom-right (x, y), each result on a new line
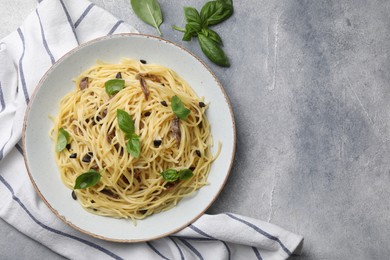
top-left (51, 58), bottom-right (217, 222)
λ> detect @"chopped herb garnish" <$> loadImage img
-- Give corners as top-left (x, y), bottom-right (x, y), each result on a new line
top-left (171, 95), bottom-right (190, 120)
top-left (105, 79), bottom-right (125, 96)
top-left (74, 170), bottom-right (101, 189)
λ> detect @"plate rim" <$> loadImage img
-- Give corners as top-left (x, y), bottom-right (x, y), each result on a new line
top-left (22, 33), bottom-right (236, 242)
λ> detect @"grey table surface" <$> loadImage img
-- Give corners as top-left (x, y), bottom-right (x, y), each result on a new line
top-left (1, 0), bottom-right (390, 259)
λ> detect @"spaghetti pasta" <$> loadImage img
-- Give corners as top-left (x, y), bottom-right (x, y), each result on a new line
top-left (51, 58), bottom-right (217, 221)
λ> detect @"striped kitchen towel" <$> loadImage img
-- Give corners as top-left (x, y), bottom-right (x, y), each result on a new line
top-left (0, 0), bottom-right (303, 259)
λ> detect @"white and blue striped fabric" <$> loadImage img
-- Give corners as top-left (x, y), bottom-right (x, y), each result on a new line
top-left (0, 0), bottom-right (303, 259)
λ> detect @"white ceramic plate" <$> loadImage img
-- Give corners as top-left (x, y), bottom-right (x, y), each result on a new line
top-left (23, 34), bottom-right (236, 242)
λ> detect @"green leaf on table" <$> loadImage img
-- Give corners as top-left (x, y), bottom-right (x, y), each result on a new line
top-left (200, 1), bottom-right (233, 26)
top-left (201, 28), bottom-right (222, 45)
top-left (218, 0), bottom-right (233, 6)
top-left (56, 128), bottom-right (70, 152)
top-left (184, 7), bottom-right (203, 30)
top-left (74, 170), bottom-right (101, 189)
top-left (198, 32), bottom-right (230, 67)
top-left (131, 0), bottom-right (163, 35)
top-left (105, 79), bottom-right (125, 96)
top-left (171, 95), bottom-right (190, 120)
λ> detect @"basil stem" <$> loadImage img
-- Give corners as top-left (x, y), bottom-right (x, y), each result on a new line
top-left (74, 170), bottom-right (101, 189)
top-left (131, 0), bottom-right (163, 35)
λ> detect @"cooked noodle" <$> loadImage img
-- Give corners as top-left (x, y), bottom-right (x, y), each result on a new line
top-left (51, 58), bottom-right (218, 221)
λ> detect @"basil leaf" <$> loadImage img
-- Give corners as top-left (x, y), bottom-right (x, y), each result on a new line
top-left (218, 0), bottom-right (233, 6)
top-left (105, 79), bottom-right (125, 96)
top-left (131, 0), bottom-right (163, 35)
top-left (184, 6), bottom-right (202, 26)
top-left (56, 128), bottom-right (70, 152)
top-left (201, 28), bottom-right (222, 45)
top-left (187, 21), bottom-right (202, 32)
top-left (161, 169), bottom-right (179, 182)
top-left (117, 109), bottom-right (135, 135)
top-left (171, 95), bottom-right (190, 120)
top-left (200, 1), bottom-right (233, 26)
top-left (74, 170), bottom-right (101, 189)
top-left (126, 134), bottom-right (141, 158)
top-left (179, 169), bottom-right (194, 180)
top-left (198, 32), bottom-right (230, 67)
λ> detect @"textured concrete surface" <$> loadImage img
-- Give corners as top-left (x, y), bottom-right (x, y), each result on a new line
top-left (1, 0), bottom-right (390, 259)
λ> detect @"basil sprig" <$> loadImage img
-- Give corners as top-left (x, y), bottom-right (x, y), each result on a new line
top-left (74, 170), bottom-right (101, 189)
top-left (161, 168), bottom-right (194, 182)
top-left (117, 109), bottom-right (141, 158)
top-left (173, 0), bottom-right (233, 67)
top-left (105, 79), bottom-right (125, 96)
top-left (171, 95), bottom-right (190, 120)
top-left (56, 128), bottom-right (70, 152)
top-left (131, 0), bottom-right (163, 35)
